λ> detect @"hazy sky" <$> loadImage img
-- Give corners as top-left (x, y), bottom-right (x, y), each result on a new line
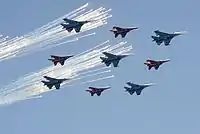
top-left (0, 0), bottom-right (199, 134)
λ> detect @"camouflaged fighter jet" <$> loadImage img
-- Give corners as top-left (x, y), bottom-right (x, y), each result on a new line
top-left (61, 18), bottom-right (91, 33)
top-left (41, 76), bottom-right (69, 89)
top-left (151, 30), bottom-right (186, 46)
top-left (100, 52), bottom-right (132, 67)
top-left (124, 82), bottom-right (155, 95)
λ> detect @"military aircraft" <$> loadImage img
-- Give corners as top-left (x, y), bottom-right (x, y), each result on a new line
top-left (61, 18), bottom-right (91, 33)
top-left (86, 86), bottom-right (111, 96)
top-left (151, 30), bottom-right (185, 46)
top-left (100, 52), bottom-right (132, 67)
top-left (48, 55), bottom-right (73, 66)
top-left (144, 59), bottom-right (170, 70)
top-left (124, 82), bottom-right (155, 95)
top-left (41, 76), bottom-right (69, 89)
top-left (109, 26), bottom-right (138, 38)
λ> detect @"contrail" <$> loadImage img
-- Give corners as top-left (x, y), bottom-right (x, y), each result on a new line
top-left (0, 3), bottom-right (111, 61)
top-left (0, 41), bottom-right (133, 105)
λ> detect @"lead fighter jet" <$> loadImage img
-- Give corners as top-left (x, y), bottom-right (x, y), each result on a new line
top-left (124, 82), bottom-right (155, 95)
top-left (100, 52), bottom-right (132, 67)
top-left (144, 59), bottom-right (170, 70)
top-left (61, 18), bottom-right (91, 33)
top-left (109, 26), bottom-right (138, 38)
top-left (41, 76), bottom-right (69, 89)
top-left (151, 30), bottom-right (185, 46)
top-left (48, 55), bottom-right (73, 66)
top-left (86, 86), bottom-right (111, 96)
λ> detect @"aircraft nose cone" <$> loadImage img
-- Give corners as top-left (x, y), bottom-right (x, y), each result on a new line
top-left (148, 83), bottom-right (156, 86)
top-left (122, 53), bottom-right (134, 58)
top-left (121, 55), bottom-right (129, 59)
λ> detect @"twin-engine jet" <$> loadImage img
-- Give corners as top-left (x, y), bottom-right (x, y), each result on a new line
top-left (41, 76), bottom-right (69, 89)
top-left (86, 86), bottom-right (111, 96)
top-left (144, 59), bottom-right (170, 70)
top-left (48, 55), bottom-right (73, 66)
top-left (100, 52), bottom-right (132, 67)
top-left (151, 30), bottom-right (185, 46)
top-left (110, 26), bottom-right (138, 38)
top-left (61, 18), bottom-right (91, 33)
top-left (124, 82), bottom-right (155, 95)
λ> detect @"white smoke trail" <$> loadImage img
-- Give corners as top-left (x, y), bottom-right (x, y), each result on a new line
top-left (0, 41), bottom-right (133, 105)
top-left (0, 3), bottom-right (111, 61)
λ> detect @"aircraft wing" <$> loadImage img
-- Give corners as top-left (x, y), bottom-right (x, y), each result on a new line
top-left (55, 83), bottom-right (61, 89)
top-left (121, 32), bottom-right (127, 38)
top-left (128, 90), bottom-right (135, 95)
top-left (75, 26), bottom-right (81, 33)
top-left (63, 18), bottom-right (78, 24)
top-left (113, 60), bottom-right (120, 67)
top-left (164, 39), bottom-right (171, 46)
top-left (102, 52), bottom-right (116, 58)
top-left (155, 65), bottom-right (159, 70)
top-left (155, 30), bottom-right (169, 37)
top-left (53, 61), bottom-right (58, 66)
top-left (156, 40), bottom-right (163, 45)
top-left (47, 84), bottom-right (53, 89)
top-left (96, 92), bottom-right (102, 96)
top-left (44, 76), bottom-right (57, 81)
top-left (136, 90), bottom-right (142, 95)
top-left (60, 61), bottom-right (65, 66)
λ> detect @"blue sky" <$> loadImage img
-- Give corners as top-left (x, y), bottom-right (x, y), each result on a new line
top-left (0, 0), bottom-right (199, 134)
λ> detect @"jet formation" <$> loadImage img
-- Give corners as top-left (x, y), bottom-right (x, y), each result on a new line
top-left (40, 17), bottom-right (185, 96)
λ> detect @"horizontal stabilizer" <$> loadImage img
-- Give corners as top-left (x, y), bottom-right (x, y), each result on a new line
top-left (100, 57), bottom-right (107, 61)
top-left (41, 80), bottom-right (47, 85)
top-left (124, 86), bottom-right (131, 91)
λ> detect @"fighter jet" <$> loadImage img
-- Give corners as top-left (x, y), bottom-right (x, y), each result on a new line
top-left (151, 30), bottom-right (185, 46)
top-left (48, 55), bottom-right (73, 66)
top-left (100, 52), bottom-right (131, 67)
top-left (124, 82), bottom-right (155, 95)
top-left (41, 76), bottom-right (69, 89)
top-left (61, 18), bottom-right (91, 33)
top-left (86, 86), bottom-right (111, 96)
top-left (144, 59), bottom-right (170, 70)
top-left (109, 26), bottom-right (138, 38)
